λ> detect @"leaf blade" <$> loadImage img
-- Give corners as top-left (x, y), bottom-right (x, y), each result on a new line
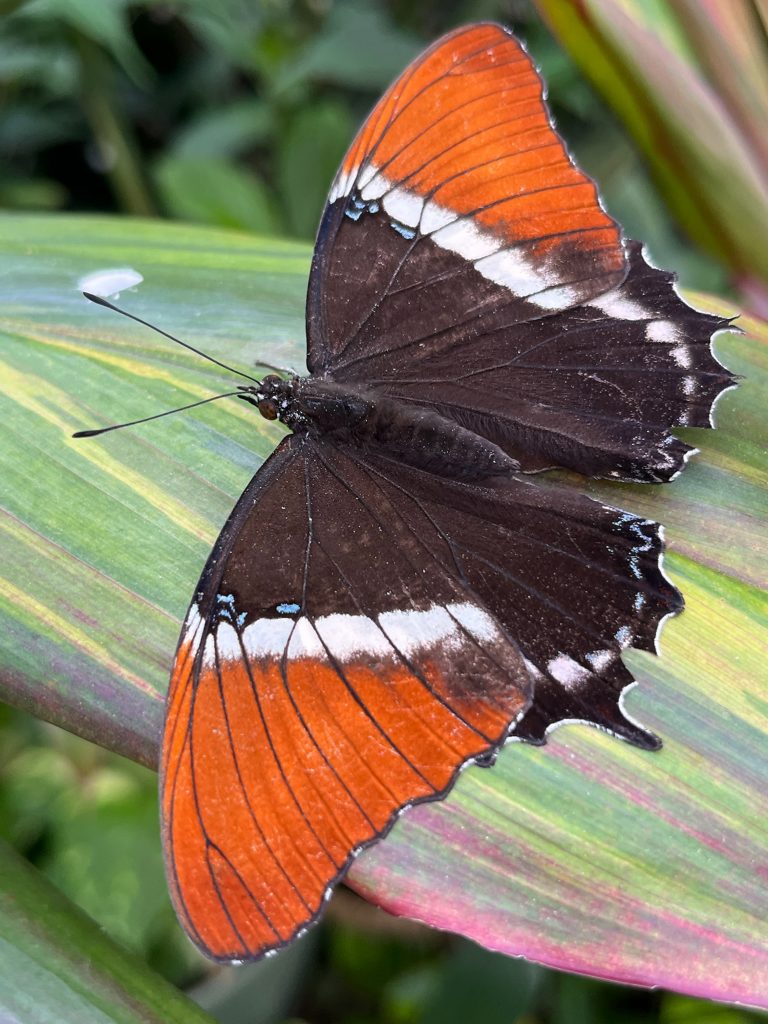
top-left (1, 214), bottom-right (766, 1003)
top-left (0, 838), bottom-right (215, 1024)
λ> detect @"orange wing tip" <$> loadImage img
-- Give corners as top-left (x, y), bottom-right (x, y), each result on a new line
top-left (326, 22), bottom-right (624, 312)
top-left (172, 709), bottom-right (530, 966)
top-left (161, 597), bottom-right (532, 964)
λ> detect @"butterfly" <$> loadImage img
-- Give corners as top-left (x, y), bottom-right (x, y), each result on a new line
top-left (143, 24), bottom-right (735, 962)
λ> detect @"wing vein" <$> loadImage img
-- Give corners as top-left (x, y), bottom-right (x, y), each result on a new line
top-left (213, 630), bottom-right (320, 906)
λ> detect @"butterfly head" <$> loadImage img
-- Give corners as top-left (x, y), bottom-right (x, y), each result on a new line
top-left (238, 374), bottom-right (308, 430)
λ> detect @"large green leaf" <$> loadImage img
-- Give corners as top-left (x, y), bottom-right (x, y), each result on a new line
top-left (0, 836), bottom-right (214, 1023)
top-left (1, 214), bottom-right (766, 1004)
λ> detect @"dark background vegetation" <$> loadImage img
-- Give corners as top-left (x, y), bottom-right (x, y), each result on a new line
top-left (0, 1), bottom-right (757, 1022)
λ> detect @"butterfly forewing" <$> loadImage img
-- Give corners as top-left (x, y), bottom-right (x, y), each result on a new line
top-left (161, 437), bottom-right (532, 962)
top-left (307, 23), bottom-right (626, 378)
top-left (307, 25), bottom-right (734, 484)
top-left (161, 432), bottom-right (686, 959)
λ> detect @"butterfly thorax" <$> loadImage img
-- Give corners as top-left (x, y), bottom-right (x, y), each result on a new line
top-left (243, 374), bottom-right (518, 481)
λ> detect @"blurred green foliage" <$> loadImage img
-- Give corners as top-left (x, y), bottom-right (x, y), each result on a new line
top-left (538, 0), bottom-right (768, 311)
top-left (0, 0), bottom-right (760, 1020)
top-left (1, 0), bottom-right (728, 290)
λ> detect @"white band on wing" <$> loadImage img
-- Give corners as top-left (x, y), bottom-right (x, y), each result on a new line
top-left (199, 600), bottom-right (503, 666)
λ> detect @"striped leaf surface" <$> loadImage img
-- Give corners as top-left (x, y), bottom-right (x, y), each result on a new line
top-left (1, 214), bottom-right (766, 1003)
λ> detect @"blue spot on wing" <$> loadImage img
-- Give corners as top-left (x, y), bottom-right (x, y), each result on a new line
top-left (391, 221), bottom-right (416, 240)
top-left (215, 593), bottom-right (249, 628)
top-left (276, 602), bottom-right (301, 615)
top-left (345, 195), bottom-right (384, 222)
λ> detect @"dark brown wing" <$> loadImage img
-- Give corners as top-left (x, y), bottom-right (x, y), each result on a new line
top-left (160, 436), bottom-right (531, 962)
top-left (349, 450), bottom-right (680, 747)
top-left (305, 23), bottom-right (734, 483)
top-left (160, 432), bottom-right (683, 961)
top-left (306, 22), bottom-right (626, 376)
top-left (351, 242), bottom-right (736, 482)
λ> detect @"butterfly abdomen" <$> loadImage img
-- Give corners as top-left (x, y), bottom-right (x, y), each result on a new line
top-left (356, 394), bottom-right (520, 480)
top-left (289, 378), bottom-right (518, 481)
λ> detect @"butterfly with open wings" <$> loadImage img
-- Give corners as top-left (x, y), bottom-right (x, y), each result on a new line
top-left (82, 23), bottom-right (735, 962)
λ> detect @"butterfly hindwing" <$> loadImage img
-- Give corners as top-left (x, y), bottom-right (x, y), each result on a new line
top-left (353, 452), bottom-right (680, 747)
top-left (160, 436), bottom-right (532, 962)
top-left (356, 241), bottom-right (735, 482)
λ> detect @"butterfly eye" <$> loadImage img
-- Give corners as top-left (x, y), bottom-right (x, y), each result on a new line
top-left (258, 398), bottom-right (278, 420)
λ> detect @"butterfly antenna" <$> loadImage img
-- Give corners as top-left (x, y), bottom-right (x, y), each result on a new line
top-left (82, 292), bottom-right (262, 384)
top-left (73, 391), bottom-right (243, 438)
